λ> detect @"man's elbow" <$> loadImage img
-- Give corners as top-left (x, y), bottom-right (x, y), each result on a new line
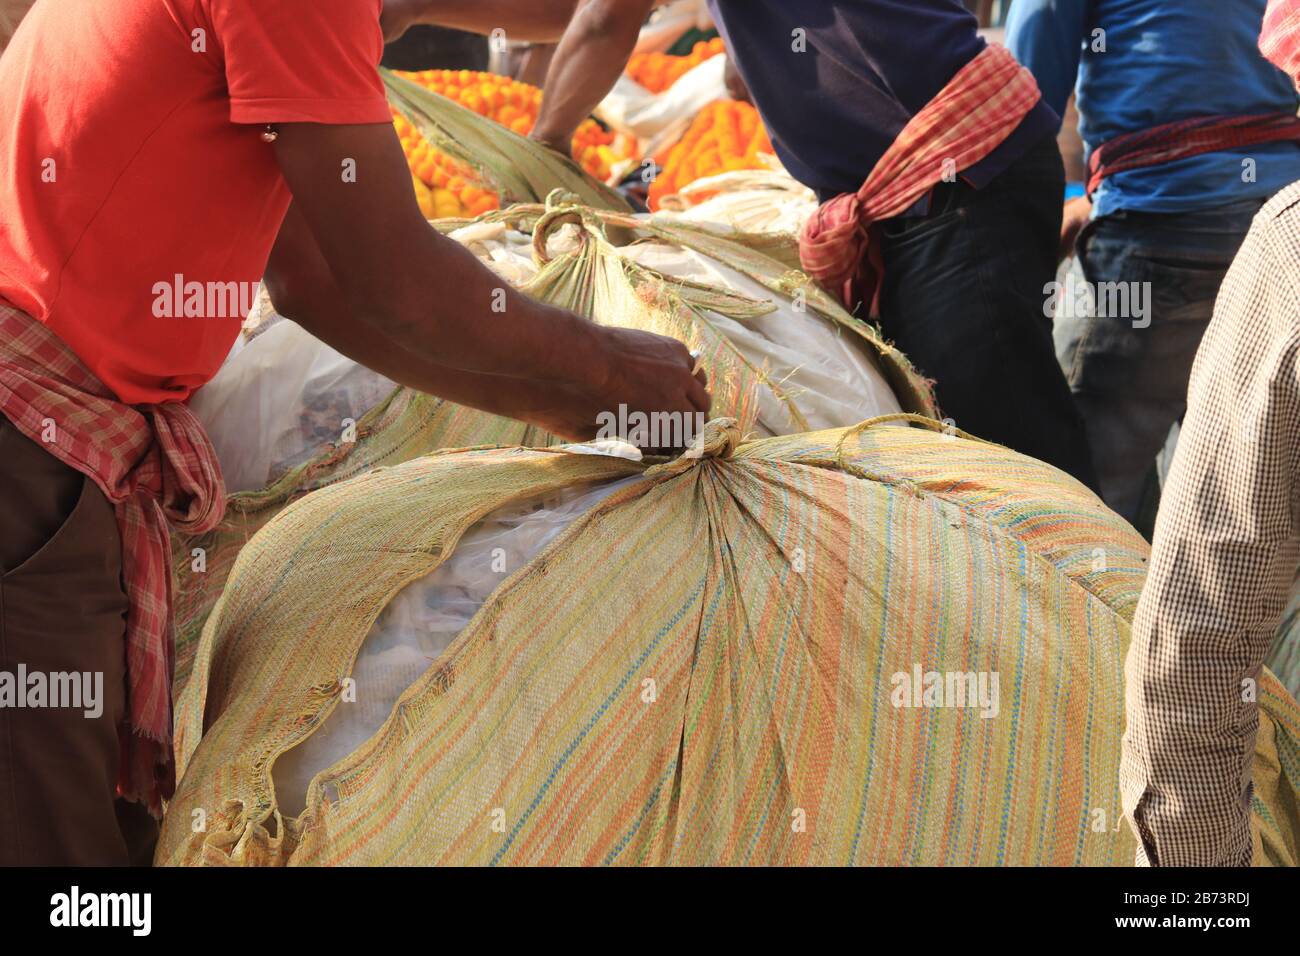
top-left (263, 269), bottom-right (314, 322)
top-left (265, 262), bottom-right (377, 330)
top-left (269, 268), bottom-right (410, 342)
top-left (339, 270), bottom-right (425, 343)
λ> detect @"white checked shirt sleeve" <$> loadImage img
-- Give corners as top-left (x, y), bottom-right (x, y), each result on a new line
top-left (1120, 182), bottom-right (1300, 867)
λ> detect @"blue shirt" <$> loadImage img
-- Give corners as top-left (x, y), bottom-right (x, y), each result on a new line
top-left (1007, 0), bottom-right (1300, 217)
top-left (707, 0), bottom-right (1059, 204)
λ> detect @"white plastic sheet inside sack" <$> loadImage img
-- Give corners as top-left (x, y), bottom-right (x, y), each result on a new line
top-left (272, 473), bottom-right (644, 817)
top-left (596, 54), bottom-right (728, 159)
top-left (190, 319), bottom-right (398, 493)
top-left (618, 242), bottom-right (901, 433)
top-left (446, 220), bottom-right (538, 286)
top-left (672, 187), bottom-right (817, 236)
top-left (453, 221), bottom-right (901, 433)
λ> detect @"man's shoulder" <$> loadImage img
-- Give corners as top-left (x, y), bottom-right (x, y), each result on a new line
top-left (1250, 181), bottom-right (1300, 266)
top-left (1219, 183), bottom-right (1300, 336)
top-left (1257, 180), bottom-right (1300, 227)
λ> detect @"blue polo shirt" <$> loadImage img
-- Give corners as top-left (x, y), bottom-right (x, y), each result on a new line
top-left (707, 0), bottom-right (1059, 204)
top-left (1007, 0), bottom-right (1300, 217)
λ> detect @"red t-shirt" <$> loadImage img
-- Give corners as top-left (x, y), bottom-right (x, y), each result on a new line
top-left (0, 0), bottom-right (391, 405)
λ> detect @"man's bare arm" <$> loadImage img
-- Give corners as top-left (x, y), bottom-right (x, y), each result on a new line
top-left (272, 122), bottom-right (600, 380)
top-left (529, 0), bottom-right (658, 156)
top-left (267, 121), bottom-right (708, 439)
top-left (264, 202), bottom-right (606, 439)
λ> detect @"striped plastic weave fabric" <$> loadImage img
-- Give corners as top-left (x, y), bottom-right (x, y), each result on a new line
top-left (170, 200), bottom-right (935, 700)
top-left (158, 418), bottom-right (1300, 866)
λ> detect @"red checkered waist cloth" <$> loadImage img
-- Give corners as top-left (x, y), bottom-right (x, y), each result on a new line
top-left (0, 301), bottom-right (225, 812)
top-left (1087, 113), bottom-right (1300, 198)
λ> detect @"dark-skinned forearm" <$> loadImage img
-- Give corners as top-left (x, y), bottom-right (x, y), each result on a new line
top-left (283, 289), bottom-right (583, 421)
top-left (530, 0), bottom-right (655, 150)
top-left (265, 198), bottom-right (603, 411)
top-left (355, 222), bottom-right (609, 387)
top-left (270, 130), bottom-right (612, 391)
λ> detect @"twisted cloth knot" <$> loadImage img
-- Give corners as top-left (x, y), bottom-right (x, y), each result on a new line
top-left (799, 44), bottom-right (1042, 314)
top-left (644, 417), bottom-right (740, 479)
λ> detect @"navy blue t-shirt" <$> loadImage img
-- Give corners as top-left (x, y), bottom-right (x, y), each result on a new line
top-left (707, 0), bottom-right (1059, 202)
top-left (1008, 0), bottom-right (1300, 217)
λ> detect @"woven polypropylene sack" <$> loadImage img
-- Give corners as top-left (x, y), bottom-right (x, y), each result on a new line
top-left (158, 418), bottom-right (1300, 866)
top-left (171, 200), bottom-right (933, 700)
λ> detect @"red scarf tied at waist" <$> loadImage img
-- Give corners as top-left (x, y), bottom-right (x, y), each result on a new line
top-left (798, 44), bottom-right (1043, 313)
top-left (1087, 112), bottom-right (1300, 197)
top-left (1262, 0), bottom-right (1300, 89)
top-left (0, 304), bottom-right (225, 813)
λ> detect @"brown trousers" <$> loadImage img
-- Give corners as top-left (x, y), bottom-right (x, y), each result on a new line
top-left (0, 416), bottom-right (156, 865)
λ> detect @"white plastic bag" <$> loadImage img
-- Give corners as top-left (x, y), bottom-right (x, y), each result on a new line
top-left (619, 242), bottom-right (901, 433)
top-left (190, 320), bottom-right (396, 493)
top-left (657, 167), bottom-right (819, 236)
top-left (272, 473), bottom-right (645, 815)
top-left (597, 54), bottom-right (729, 159)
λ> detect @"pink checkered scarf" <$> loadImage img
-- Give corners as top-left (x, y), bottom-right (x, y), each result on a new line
top-left (798, 44), bottom-right (1042, 313)
top-left (0, 304), bottom-right (225, 813)
top-left (1261, 0), bottom-right (1300, 88)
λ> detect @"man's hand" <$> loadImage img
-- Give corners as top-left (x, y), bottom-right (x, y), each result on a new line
top-left (530, 0), bottom-right (659, 159)
top-left (528, 131), bottom-right (575, 160)
top-left (588, 326), bottom-right (710, 416)
top-left (1060, 194), bottom-right (1093, 261)
top-left (501, 327), bottom-right (708, 442)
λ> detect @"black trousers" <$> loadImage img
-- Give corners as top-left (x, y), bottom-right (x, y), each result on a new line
top-left (877, 134), bottom-right (1098, 491)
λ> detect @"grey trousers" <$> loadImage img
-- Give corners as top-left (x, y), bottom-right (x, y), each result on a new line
top-left (1055, 198), bottom-right (1268, 528)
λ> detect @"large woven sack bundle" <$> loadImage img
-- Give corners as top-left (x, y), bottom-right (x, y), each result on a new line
top-left (158, 417), bottom-right (1300, 866)
top-left (197, 211), bottom-right (905, 494)
top-left (173, 198), bottom-right (932, 698)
